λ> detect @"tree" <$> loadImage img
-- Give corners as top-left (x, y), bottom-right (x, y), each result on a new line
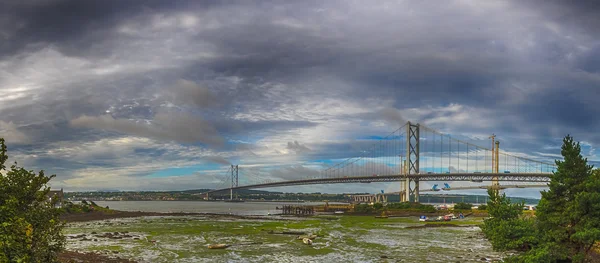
top-left (478, 204), bottom-right (487, 210)
top-left (482, 135), bottom-right (600, 262)
top-left (0, 138), bottom-right (65, 262)
top-left (481, 188), bottom-right (537, 252)
top-left (528, 135), bottom-right (600, 262)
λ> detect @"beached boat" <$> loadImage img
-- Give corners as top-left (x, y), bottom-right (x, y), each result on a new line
top-left (208, 244), bottom-right (230, 249)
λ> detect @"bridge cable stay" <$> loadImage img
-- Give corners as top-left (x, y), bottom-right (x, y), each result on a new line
top-left (201, 166), bottom-right (232, 197)
top-left (323, 122), bottom-right (409, 179)
top-left (209, 121), bottom-right (555, 201)
top-left (418, 123), bottom-right (556, 190)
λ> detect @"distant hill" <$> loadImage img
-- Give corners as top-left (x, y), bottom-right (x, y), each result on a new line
top-left (180, 189), bottom-right (282, 195)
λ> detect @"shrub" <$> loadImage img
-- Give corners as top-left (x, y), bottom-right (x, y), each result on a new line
top-left (0, 138), bottom-right (65, 262)
top-left (454, 202), bottom-right (473, 210)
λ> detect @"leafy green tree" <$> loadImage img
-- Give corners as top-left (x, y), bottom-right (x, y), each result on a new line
top-left (526, 135), bottom-right (600, 262)
top-left (0, 138), bottom-right (65, 262)
top-left (482, 135), bottom-right (600, 262)
top-left (478, 204), bottom-right (487, 210)
top-left (481, 188), bottom-right (537, 252)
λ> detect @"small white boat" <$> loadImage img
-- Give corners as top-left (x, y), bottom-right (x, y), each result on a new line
top-left (334, 210), bottom-right (344, 214)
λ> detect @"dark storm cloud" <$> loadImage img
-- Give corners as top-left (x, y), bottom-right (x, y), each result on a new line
top-left (2, 0), bottom-right (599, 192)
top-left (69, 112), bottom-right (317, 146)
top-left (0, 0), bottom-right (215, 58)
top-left (70, 113), bottom-right (225, 146)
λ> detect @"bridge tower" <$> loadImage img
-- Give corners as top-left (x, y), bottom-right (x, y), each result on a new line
top-left (492, 141), bottom-right (500, 192)
top-left (404, 121), bottom-right (420, 202)
top-left (230, 165), bottom-right (238, 200)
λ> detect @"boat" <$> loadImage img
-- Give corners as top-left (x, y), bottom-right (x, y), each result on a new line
top-left (419, 215), bottom-right (428, 222)
top-left (334, 210), bottom-right (344, 214)
top-left (208, 244), bottom-right (230, 249)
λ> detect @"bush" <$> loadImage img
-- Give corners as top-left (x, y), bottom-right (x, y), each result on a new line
top-left (354, 204), bottom-right (374, 213)
top-left (0, 138), bottom-right (65, 262)
top-left (386, 202), bottom-right (436, 213)
top-left (478, 204), bottom-right (487, 210)
top-left (372, 203), bottom-right (384, 210)
top-left (454, 202), bottom-right (473, 210)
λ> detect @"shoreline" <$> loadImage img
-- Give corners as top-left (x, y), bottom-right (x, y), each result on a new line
top-left (60, 210), bottom-right (298, 223)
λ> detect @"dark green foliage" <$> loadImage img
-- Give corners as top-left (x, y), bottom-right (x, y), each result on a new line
top-left (0, 138), bottom-right (65, 262)
top-left (353, 204), bottom-right (374, 213)
top-left (530, 135), bottom-right (600, 262)
top-left (482, 135), bottom-right (600, 262)
top-left (61, 201), bottom-right (111, 214)
top-left (453, 202), bottom-right (473, 210)
top-left (386, 202), bottom-right (436, 213)
top-left (478, 204), bottom-right (487, 210)
top-left (481, 188), bottom-right (536, 252)
top-left (372, 203), bottom-right (384, 210)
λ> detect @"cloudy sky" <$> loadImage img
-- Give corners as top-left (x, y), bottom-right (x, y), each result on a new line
top-left (1, 0), bottom-right (599, 197)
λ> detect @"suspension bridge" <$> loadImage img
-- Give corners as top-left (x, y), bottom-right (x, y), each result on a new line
top-left (205, 121), bottom-right (556, 202)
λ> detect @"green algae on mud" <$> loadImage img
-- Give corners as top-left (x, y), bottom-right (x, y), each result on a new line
top-left (64, 215), bottom-right (503, 262)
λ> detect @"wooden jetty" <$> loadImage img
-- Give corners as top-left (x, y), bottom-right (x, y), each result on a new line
top-left (278, 205), bottom-right (315, 215)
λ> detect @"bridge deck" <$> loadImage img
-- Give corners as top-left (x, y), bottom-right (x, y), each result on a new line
top-left (205, 173), bottom-right (550, 194)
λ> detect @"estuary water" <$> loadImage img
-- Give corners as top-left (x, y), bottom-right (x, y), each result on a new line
top-left (93, 201), bottom-right (345, 215)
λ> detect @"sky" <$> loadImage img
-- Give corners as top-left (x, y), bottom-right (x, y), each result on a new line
top-left (1, 0), bottom-right (599, 197)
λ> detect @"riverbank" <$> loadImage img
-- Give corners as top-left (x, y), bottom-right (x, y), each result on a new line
top-left (58, 251), bottom-right (136, 263)
top-left (60, 210), bottom-right (204, 223)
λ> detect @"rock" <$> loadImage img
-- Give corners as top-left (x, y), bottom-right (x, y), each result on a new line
top-left (93, 239), bottom-right (98, 242)
top-left (91, 231), bottom-right (97, 234)
top-left (480, 258), bottom-right (487, 261)
top-left (380, 255), bottom-right (388, 259)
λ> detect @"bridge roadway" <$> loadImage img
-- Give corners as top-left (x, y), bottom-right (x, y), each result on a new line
top-left (205, 172), bottom-right (551, 194)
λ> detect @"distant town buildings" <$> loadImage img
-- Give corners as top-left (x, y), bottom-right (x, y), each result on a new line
top-left (47, 188), bottom-right (64, 208)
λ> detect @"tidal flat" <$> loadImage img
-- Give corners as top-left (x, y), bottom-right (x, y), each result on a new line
top-left (64, 215), bottom-right (505, 262)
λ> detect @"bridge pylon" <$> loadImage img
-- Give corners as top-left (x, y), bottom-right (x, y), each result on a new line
top-left (492, 141), bottom-right (500, 194)
top-left (230, 165), bottom-right (239, 200)
top-left (404, 121), bottom-right (420, 203)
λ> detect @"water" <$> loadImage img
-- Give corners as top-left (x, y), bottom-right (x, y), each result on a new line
top-left (94, 201), bottom-right (347, 215)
